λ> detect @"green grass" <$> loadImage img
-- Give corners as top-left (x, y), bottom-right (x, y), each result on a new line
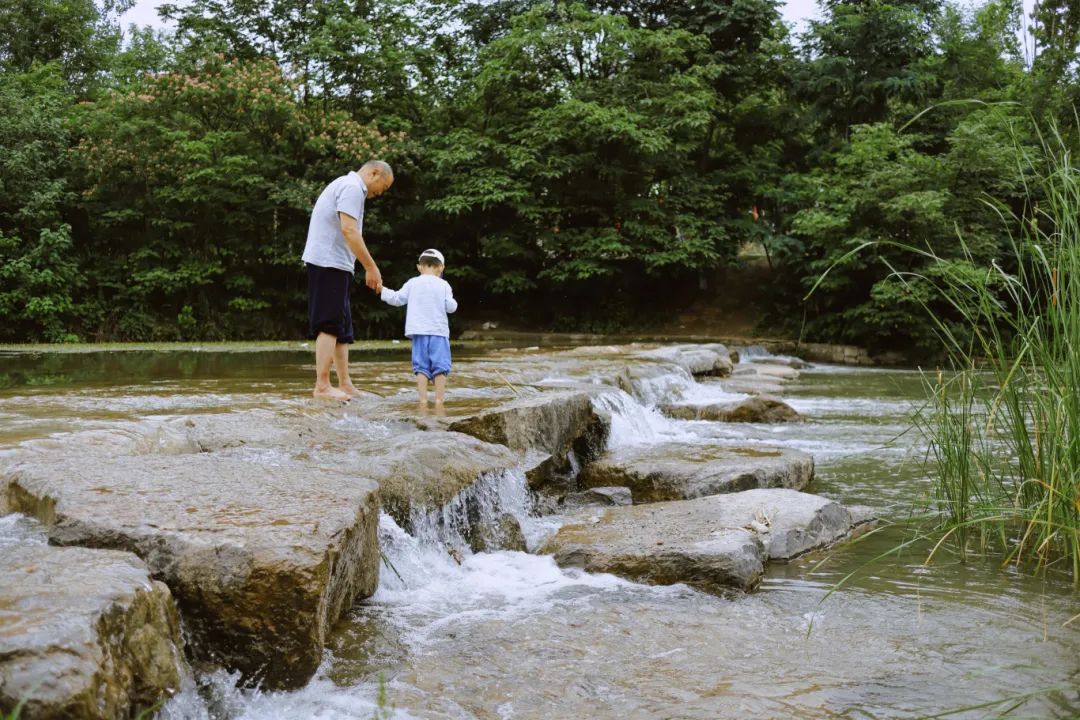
top-left (915, 125), bottom-right (1080, 584)
top-left (816, 122), bottom-right (1080, 585)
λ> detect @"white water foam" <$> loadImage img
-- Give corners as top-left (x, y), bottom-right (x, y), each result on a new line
top-left (331, 413), bottom-right (396, 439)
top-left (625, 365), bottom-right (696, 406)
top-left (0, 513), bottom-right (47, 547)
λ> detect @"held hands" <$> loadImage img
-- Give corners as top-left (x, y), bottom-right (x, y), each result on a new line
top-left (365, 266), bottom-right (383, 294)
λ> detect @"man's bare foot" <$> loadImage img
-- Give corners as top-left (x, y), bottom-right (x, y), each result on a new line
top-left (339, 383), bottom-right (366, 398)
top-left (314, 386), bottom-right (350, 401)
top-left (416, 401), bottom-right (430, 417)
top-left (433, 401), bottom-right (446, 417)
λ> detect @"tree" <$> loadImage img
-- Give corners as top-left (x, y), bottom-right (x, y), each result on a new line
top-left (0, 66), bottom-right (82, 342)
top-left (1029, 0), bottom-right (1080, 117)
top-left (417, 3), bottom-right (721, 327)
top-left (72, 52), bottom-right (400, 339)
top-left (0, 0), bottom-right (131, 95)
top-left (799, 0), bottom-right (943, 144)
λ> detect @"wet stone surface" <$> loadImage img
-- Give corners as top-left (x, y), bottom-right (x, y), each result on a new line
top-left (579, 442), bottom-right (814, 503)
top-left (447, 390), bottom-right (611, 490)
top-left (0, 544), bottom-right (187, 719)
top-left (3, 450), bottom-right (380, 690)
top-left (659, 395), bottom-right (802, 423)
top-left (540, 488), bottom-right (874, 593)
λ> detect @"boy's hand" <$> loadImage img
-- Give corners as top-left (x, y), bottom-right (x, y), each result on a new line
top-left (365, 266), bottom-right (382, 293)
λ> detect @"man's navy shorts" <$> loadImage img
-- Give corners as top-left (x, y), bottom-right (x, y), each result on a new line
top-left (307, 263), bottom-right (354, 344)
top-left (411, 335), bottom-right (452, 379)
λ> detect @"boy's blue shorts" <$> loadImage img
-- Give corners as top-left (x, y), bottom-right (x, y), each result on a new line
top-left (411, 335), bottom-right (452, 380)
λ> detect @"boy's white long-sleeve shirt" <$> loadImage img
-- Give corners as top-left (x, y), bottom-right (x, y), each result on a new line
top-left (380, 274), bottom-right (458, 338)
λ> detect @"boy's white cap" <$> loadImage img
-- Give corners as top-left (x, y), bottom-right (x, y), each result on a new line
top-left (419, 248), bottom-right (445, 264)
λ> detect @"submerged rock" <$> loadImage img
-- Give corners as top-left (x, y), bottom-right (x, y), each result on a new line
top-left (467, 512), bottom-right (528, 553)
top-left (579, 443), bottom-right (813, 503)
top-left (3, 454), bottom-right (380, 690)
top-left (751, 356), bottom-right (812, 370)
top-left (711, 361), bottom-right (802, 395)
top-left (560, 486), bottom-right (634, 510)
top-left (540, 488), bottom-right (873, 593)
top-left (0, 544), bottom-right (187, 719)
top-left (448, 391), bottom-right (610, 491)
top-left (659, 396), bottom-right (801, 423)
top-left (733, 363), bottom-right (800, 382)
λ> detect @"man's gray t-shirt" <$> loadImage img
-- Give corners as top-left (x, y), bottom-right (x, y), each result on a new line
top-left (301, 171), bottom-right (367, 273)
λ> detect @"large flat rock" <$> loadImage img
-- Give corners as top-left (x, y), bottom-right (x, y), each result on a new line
top-left (0, 544), bottom-right (187, 719)
top-left (636, 345), bottom-right (734, 378)
top-left (448, 391), bottom-right (610, 490)
top-left (347, 432), bottom-right (520, 529)
top-left (579, 442), bottom-right (813, 503)
top-left (698, 488), bottom-right (876, 561)
top-left (177, 412), bottom-right (520, 531)
top-left (540, 489), bottom-right (874, 593)
top-left (659, 396), bottom-right (801, 423)
top-left (3, 453), bottom-right (380, 690)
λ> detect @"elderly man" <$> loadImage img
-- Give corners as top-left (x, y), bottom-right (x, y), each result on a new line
top-left (302, 160), bottom-right (394, 400)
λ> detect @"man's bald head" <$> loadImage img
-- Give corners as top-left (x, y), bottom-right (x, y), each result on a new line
top-left (359, 160), bottom-right (394, 197)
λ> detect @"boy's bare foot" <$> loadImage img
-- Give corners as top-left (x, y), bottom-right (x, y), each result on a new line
top-left (416, 401), bottom-right (430, 416)
top-left (314, 385), bottom-right (351, 401)
top-left (433, 401), bottom-right (446, 417)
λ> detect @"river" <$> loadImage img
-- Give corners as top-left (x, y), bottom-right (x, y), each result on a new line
top-left (1, 343), bottom-right (1077, 719)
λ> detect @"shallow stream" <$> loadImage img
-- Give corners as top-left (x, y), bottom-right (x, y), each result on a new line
top-left (1, 344), bottom-right (1077, 719)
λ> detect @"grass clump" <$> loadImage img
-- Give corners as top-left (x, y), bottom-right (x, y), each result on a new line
top-left (817, 123), bottom-right (1080, 584)
top-left (914, 126), bottom-right (1080, 583)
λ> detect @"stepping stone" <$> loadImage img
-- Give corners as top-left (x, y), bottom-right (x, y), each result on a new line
top-left (3, 452), bottom-right (380, 690)
top-left (448, 391), bottom-right (610, 490)
top-left (177, 411), bottom-right (524, 547)
top-left (0, 544), bottom-right (187, 719)
top-left (300, 431), bottom-right (520, 532)
top-left (539, 488), bottom-right (875, 594)
top-left (659, 395), bottom-right (801, 423)
top-left (579, 442), bottom-right (813, 503)
top-left (636, 344), bottom-right (734, 377)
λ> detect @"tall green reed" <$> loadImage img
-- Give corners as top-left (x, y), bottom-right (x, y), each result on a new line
top-left (813, 122), bottom-right (1080, 584)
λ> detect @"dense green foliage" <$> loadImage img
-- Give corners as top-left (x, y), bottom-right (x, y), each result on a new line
top-left (0, 0), bottom-right (1076, 348)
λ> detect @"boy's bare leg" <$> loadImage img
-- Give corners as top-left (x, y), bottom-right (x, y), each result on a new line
top-left (433, 374), bottom-right (447, 406)
top-left (314, 332), bottom-right (349, 401)
top-left (416, 373), bottom-right (429, 407)
top-left (333, 342), bottom-right (360, 396)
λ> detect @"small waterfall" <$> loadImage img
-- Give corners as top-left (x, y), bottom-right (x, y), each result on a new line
top-left (592, 390), bottom-right (661, 446)
top-left (0, 513), bottom-right (46, 547)
top-left (401, 467), bottom-right (535, 555)
top-left (739, 344), bottom-right (772, 360)
top-left (621, 364), bottom-right (696, 406)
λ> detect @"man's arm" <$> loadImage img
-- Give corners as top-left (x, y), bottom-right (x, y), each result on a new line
top-left (339, 212), bottom-right (381, 292)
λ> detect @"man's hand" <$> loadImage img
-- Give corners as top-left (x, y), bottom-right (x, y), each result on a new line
top-left (365, 265), bottom-right (382, 293)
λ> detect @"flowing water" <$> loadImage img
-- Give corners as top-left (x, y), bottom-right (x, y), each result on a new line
top-left (1, 344), bottom-right (1078, 719)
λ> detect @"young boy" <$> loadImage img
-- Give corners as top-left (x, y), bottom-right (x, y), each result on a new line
top-left (380, 249), bottom-right (458, 407)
